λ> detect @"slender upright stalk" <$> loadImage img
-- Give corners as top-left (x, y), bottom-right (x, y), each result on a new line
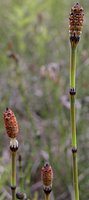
top-left (45, 194), bottom-right (50, 200)
top-left (70, 45), bottom-right (79, 200)
top-left (69, 3), bottom-right (84, 200)
top-left (70, 46), bottom-right (77, 147)
top-left (70, 46), bottom-right (76, 89)
top-left (4, 108), bottom-right (19, 200)
top-left (11, 151), bottom-right (16, 200)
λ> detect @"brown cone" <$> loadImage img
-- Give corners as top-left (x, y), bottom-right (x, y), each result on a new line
top-left (69, 3), bottom-right (84, 45)
top-left (4, 108), bottom-right (19, 138)
top-left (41, 163), bottom-right (53, 188)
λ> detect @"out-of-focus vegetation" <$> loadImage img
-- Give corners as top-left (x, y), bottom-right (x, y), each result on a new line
top-left (0, 0), bottom-right (89, 199)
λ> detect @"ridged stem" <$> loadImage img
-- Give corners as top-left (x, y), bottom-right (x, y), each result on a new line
top-left (70, 46), bottom-right (76, 89)
top-left (45, 194), bottom-right (50, 200)
top-left (70, 45), bottom-right (79, 200)
top-left (11, 151), bottom-right (16, 200)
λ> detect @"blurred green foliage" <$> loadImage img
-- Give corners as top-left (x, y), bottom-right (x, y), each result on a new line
top-left (0, 0), bottom-right (89, 200)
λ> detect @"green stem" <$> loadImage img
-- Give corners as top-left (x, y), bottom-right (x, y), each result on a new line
top-left (70, 46), bottom-right (76, 89)
top-left (45, 194), bottom-right (50, 200)
top-left (73, 151), bottom-right (79, 200)
top-left (11, 151), bottom-right (16, 200)
top-left (70, 95), bottom-right (76, 147)
top-left (70, 45), bottom-right (79, 200)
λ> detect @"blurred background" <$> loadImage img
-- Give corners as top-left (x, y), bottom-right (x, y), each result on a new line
top-left (0, 0), bottom-right (89, 199)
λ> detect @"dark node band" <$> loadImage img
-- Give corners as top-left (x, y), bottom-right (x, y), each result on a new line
top-left (10, 146), bottom-right (18, 152)
top-left (44, 187), bottom-right (52, 194)
top-left (11, 185), bottom-right (16, 190)
top-left (70, 35), bottom-right (80, 43)
top-left (72, 147), bottom-right (77, 153)
top-left (69, 88), bottom-right (76, 95)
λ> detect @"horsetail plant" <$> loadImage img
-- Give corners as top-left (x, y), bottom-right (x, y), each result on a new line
top-left (41, 163), bottom-right (53, 200)
top-left (69, 3), bottom-right (84, 200)
top-left (4, 108), bottom-right (19, 200)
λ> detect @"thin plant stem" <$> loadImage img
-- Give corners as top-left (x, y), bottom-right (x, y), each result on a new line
top-left (70, 45), bottom-right (79, 200)
top-left (70, 46), bottom-right (76, 89)
top-left (70, 94), bottom-right (76, 147)
top-left (45, 194), bottom-right (50, 200)
top-left (11, 151), bottom-right (16, 200)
